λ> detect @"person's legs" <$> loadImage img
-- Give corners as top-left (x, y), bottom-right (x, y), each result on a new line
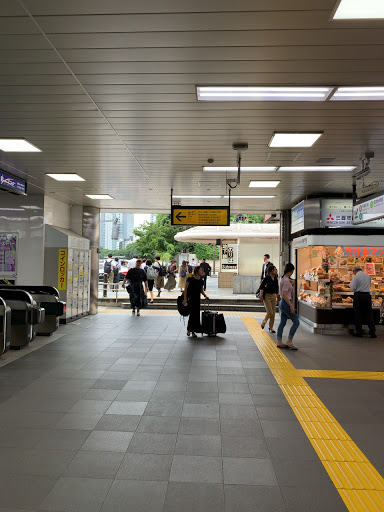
top-left (269, 295), bottom-right (277, 330)
top-left (353, 294), bottom-right (363, 335)
top-left (362, 294), bottom-right (376, 335)
top-left (202, 276), bottom-right (207, 291)
top-left (262, 295), bottom-right (273, 328)
top-left (277, 301), bottom-right (288, 344)
top-left (108, 272), bottom-right (114, 290)
top-left (287, 313), bottom-right (300, 341)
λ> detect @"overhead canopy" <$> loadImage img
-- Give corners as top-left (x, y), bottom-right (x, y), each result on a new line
top-left (174, 223), bottom-right (280, 244)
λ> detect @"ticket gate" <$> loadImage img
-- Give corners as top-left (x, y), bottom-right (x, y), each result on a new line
top-left (0, 290), bottom-right (45, 349)
top-left (0, 296), bottom-right (11, 354)
top-left (0, 286), bottom-right (65, 335)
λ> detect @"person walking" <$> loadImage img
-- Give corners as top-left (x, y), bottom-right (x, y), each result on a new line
top-left (276, 263), bottom-right (299, 350)
top-left (260, 265), bottom-right (279, 333)
top-left (153, 255), bottom-right (166, 297)
top-left (186, 260), bottom-right (193, 278)
top-left (165, 259), bottom-right (177, 291)
top-left (145, 258), bottom-right (157, 304)
top-left (350, 266), bottom-right (376, 338)
top-left (178, 260), bottom-right (188, 292)
top-left (261, 254), bottom-right (273, 282)
top-left (128, 254), bottom-right (138, 269)
top-left (112, 257), bottom-right (121, 290)
top-left (200, 258), bottom-right (211, 291)
top-left (104, 253), bottom-right (114, 290)
top-left (123, 259), bottom-right (148, 316)
top-left (182, 266), bottom-right (209, 337)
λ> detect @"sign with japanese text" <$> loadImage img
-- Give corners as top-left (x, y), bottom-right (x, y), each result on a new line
top-left (342, 246), bottom-right (384, 258)
top-left (171, 206), bottom-right (229, 226)
top-left (221, 243), bottom-right (238, 272)
top-left (353, 193), bottom-right (384, 224)
top-left (291, 201), bottom-right (304, 233)
top-left (0, 170), bottom-right (27, 195)
top-left (321, 199), bottom-right (353, 226)
top-left (57, 249), bottom-right (67, 290)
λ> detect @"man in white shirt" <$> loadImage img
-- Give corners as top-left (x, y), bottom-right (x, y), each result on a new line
top-left (261, 254), bottom-right (273, 282)
top-left (350, 266), bottom-right (376, 338)
top-left (128, 254), bottom-right (138, 269)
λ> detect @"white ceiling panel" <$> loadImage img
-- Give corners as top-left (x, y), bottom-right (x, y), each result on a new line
top-left (0, 1), bottom-right (384, 211)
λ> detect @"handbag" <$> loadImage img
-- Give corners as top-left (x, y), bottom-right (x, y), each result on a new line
top-left (126, 280), bottom-right (132, 293)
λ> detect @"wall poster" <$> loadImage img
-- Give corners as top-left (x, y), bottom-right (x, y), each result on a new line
top-left (57, 248), bottom-right (67, 291)
top-left (0, 233), bottom-right (17, 275)
top-left (221, 243), bottom-right (238, 272)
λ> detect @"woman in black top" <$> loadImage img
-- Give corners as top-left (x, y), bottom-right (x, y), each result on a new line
top-left (122, 259), bottom-right (148, 317)
top-left (259, 265), bottom-right (279, 332)
top-left (182, 266), bottom-right (209, 337)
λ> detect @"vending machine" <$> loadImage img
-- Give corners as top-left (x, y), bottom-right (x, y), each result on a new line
top-left (44, 225), bottom-right (91, 322)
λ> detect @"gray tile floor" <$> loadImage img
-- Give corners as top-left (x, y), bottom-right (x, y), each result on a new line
top-left (0, 312), bottom-right (349, 511)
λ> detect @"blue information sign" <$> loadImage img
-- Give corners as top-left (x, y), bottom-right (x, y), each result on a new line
top-left (0, 170), bottom-right (27, 195)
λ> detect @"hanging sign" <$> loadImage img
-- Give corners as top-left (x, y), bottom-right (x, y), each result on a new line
top-left (0, 170), bottom-right (27, 195)
top-left (171, 206), bottom-right (230, 226)
top-left (291, 201), bottom-right (305, 233)
top-left (221, 243), bottom-right (238, 272)
top-left (353, 193), bottom-right (384, 224)
top-left (57, 249), bottom-right (67, 291)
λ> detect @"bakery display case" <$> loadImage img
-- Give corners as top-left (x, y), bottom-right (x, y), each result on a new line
top-left (294, 243), bottom-right (382, 332)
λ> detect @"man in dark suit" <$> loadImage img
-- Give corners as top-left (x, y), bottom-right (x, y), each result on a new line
top-left (261, 254), bottom-right (273, 282)
top-left (200, 258), bottom-right (211, 291)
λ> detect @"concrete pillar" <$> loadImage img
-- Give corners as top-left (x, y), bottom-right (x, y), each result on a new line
top-left (280, 210), bottom-right (291, 273)
top-left (82, 207), bottom-right (100, 315)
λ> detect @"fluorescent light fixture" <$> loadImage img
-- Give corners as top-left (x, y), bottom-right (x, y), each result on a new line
top-left (269, 132), bottom-right (323, 147)
top-left (86, 194), bottom-right (114, 199)
top-left (331, 87), bottom-right (384, 101)
top-left (46, 173), bottom-right (85, 181)
top-left (173, 195), bottom-right (222, 199)
top-left (224, 195), bottom-right (276, 199)
top-left (204, 167), bottom-right (277, 172)
top-left (0, 139), bottom-right (41, 152)
top-left (248, 181), bottom-right (280, 188)
top-left (333, 0), bottom-right (384, 19)
top-left (278, 166), bottom-right (356, 172)
top-left (197, 86), bottom-right (333, 102)
top-left (0, 208), bottom-right (25, 211)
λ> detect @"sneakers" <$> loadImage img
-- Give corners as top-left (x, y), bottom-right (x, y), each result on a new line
top-left (132, 309), bottom-right (135, 316)
top-left (136, 311), bottom-right (140, 317)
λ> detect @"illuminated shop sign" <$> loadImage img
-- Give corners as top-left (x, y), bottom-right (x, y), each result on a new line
top-left (0, 170), bottom-right (27, 195)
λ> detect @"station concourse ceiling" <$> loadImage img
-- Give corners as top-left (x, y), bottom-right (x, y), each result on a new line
top-left (1, 0), bottom-right (384, 213)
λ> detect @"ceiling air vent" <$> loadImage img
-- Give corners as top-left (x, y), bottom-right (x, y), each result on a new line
top-left (315, 158), bottom-right (335, 164)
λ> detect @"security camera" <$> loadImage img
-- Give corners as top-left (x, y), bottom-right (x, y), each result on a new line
top-left (207, 158), bottom-right (214, 164)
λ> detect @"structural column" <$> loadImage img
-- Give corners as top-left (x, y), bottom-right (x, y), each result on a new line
top-left (280, 209), bottom-right (291, 272)
top-left (82, 207), bottom-right (100, 315)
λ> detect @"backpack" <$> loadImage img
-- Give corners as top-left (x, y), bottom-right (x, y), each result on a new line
top-left (180, 267), bottom-right (187, 278)
top-left (146, 266), bottom-right (157, 280)
top-left (104, 260), bottom-right (112, 273)
top-left (158, 265), bottom-right (167, 277)
top-left (113, 264), bottom-right (119, 275)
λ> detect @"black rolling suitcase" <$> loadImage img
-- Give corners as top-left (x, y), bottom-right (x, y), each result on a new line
top-left (201, 302), bottom-right (226, 336)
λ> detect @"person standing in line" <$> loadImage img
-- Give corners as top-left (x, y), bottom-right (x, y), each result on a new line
top-left (104, 253), bottom-right (114, 290)
top-left (259, 265), bottom-right (279, 333)
top-left (123, 258), bottom-right (148, 317)
top-left (165, 259), bottom-right (177, 291)
top-left (178, 260), bottom-right (188, 292)
top-left (112, 257), bottom-right (121, 290)
top-left (182, 266), bottom-right (209, 337)
top-left (200, 258), bottom-right (211, 292)
top-left (276, 263), bottom-right (299, 350)
top-left (350, 266), bottom-right (377, 338)
top-left (153, 254), bottom-right (166, 297)
top-left (128, 254), bottom-right (138, 269)
top-left (145, 258), bottom-right (157, 304)
top-left (261, 253), bottom-right (273, 282)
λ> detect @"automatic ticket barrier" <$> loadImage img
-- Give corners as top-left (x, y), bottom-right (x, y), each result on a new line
top-left (0, 290), bottom-right (45, 349)
top-left (0, 286), bottom-right (65, 336)
top-left (0, 296), bottom-right (11, 354)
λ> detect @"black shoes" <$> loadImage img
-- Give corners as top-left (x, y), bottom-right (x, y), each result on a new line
top-left (352, 333), bottom-right (363, 337)
top-left (370, 333), bottom-right (377, 338)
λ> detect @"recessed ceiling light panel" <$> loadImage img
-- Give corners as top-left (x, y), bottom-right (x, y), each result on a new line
top-left (333, 0), bottom-right (384, 19)
top-left (203, 167), bottom-right (277, 172)
top-left (46, 173), bottom-right (85, 181)
top-left (0, 139), bottom-right (41, 152)
top-left (278, 166), bottom-right (355, 172)
top-left (86, 194), bottom-right (114, 199)
top-left (248, 181), bottom-right (280, 188)
top-left (225, 195), bottom-right (276, 199)
top-left (173, 195), bottom-right (222, 199)
top-left (331, 87), bottom-right (384, 101)
top-left (269, 132), bottom-right (323, 147)
top-left (197, 86), bottom-right (333, 102)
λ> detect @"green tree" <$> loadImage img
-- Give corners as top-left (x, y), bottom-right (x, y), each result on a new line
top-left (230, 214), bottom-right (264, 224)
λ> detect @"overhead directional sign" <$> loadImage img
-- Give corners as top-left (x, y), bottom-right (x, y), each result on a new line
top-left (171, 206), bottom-right (230, 226)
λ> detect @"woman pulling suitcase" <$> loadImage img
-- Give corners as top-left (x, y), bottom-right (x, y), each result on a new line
top-left (182, 266), bottom-right (209, 337)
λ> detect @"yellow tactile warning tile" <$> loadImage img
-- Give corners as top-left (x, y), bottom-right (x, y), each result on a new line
top-left (100, 308), bottom-right (262, 317)
top-left (242, 317), bottom-right (384, 512)
top-left (339, 489), bottom-right (384, 512)
top-left (298, 369), bottom-right (384, 381)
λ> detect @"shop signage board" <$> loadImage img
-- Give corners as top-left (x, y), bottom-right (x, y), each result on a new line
top-left (321, 199), bottom-right (353, 226)
top-left (291, 201), bottom-right (305, 233)
top-left (0, 233), bottom-right (17, 276)
top-left (57, 248), bottom-right (67, 291)
top-left (221, 243), bottom-right (238, 272)
top-left (342, 246), bottom-right (384, 258)
top-left (171, 206), bottom-right (230, 226)
top-left (353, 193), bottom-right (384, 224)
top-left (0, 170), bottom-right (27, 195)
top-left (292, 235), bottom-right (309, 249)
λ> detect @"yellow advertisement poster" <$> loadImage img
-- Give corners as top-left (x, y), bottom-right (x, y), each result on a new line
top-left (57, 248), bottom-right (67, 290)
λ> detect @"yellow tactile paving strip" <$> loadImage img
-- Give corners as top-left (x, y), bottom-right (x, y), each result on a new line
top-left (242, 317), bottom-right (384, 512)
top-left (100, 308), bottom-right (263, 318)
top-left (298, 369), bottom-right (384, 381)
